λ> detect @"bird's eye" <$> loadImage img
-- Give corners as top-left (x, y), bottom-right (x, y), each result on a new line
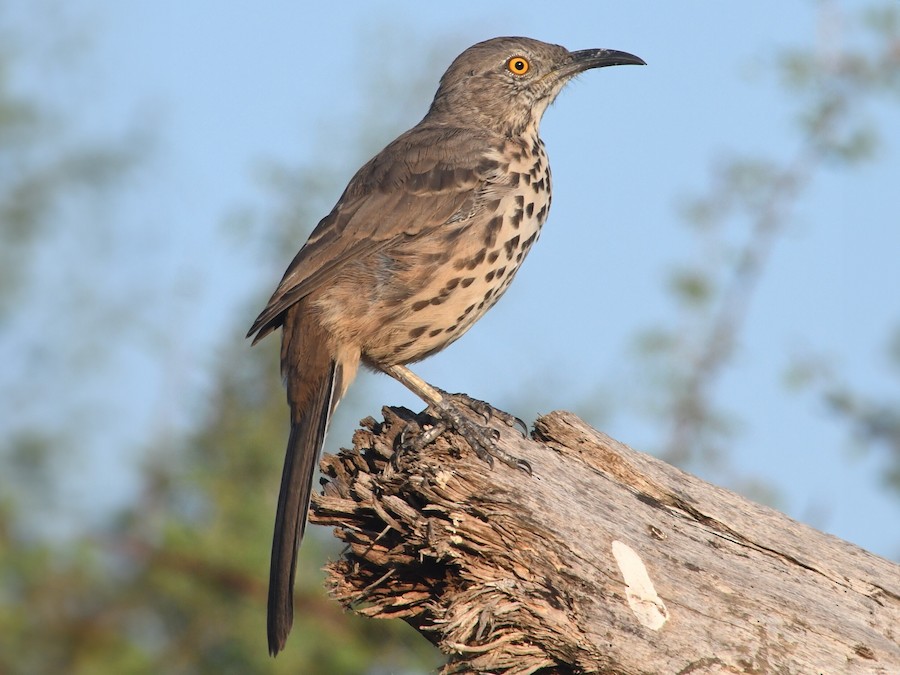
top-left (506, 56), bottom-right (530, 76)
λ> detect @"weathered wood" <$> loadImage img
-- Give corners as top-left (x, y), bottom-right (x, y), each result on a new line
top-left (309, 403), bottom-right (900, 674)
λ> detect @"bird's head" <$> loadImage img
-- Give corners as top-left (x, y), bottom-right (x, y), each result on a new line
top-left (427, 36), bottom-right (645, 137)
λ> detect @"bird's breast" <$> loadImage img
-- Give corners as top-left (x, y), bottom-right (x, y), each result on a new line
top-left (317, 134), bottom-right (553, 367)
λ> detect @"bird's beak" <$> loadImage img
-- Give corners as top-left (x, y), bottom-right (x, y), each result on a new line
top-left (563, 48), bottom-right (646, 76)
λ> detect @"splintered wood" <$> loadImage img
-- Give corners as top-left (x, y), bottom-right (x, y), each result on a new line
top-left (309, 405), bottom-right (900, 674)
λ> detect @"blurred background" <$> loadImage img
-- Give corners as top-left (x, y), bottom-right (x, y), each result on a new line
top-left (2, 1), bottom-right (898, 672)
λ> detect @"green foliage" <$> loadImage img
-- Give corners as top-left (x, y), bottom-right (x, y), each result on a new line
top-left (798, 325), bottom-right (900, 493)
top-left (0, 38), bottom-right (140, 315)
top-left (779, 3), bottom-right (900, 163)
top-left (0, 338), bottom-right (441, 674)
top-left (0, 14), bottom-right (444, 671)
top-left (668, 268), bottom-right (713, 308)
top-left (3, 3), bottom-right (900, 673)
top-left (629, 2), bottom-right (900, 503)
top-left (106, 339), bottom-right (438, 673)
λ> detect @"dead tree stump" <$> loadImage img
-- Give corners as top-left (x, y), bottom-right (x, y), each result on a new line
top-left (309, 403), bottom-right (900, 674)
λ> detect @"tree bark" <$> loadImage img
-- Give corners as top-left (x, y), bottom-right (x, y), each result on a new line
top-left (309, 403), bottom-right (900, 674)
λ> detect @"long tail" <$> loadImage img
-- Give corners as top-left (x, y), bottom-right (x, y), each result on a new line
top-left (267, 312), bottom-right (343, 656)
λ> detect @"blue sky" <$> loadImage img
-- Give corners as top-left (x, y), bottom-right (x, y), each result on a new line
top-left (5, 1), bottom-right (899, 559)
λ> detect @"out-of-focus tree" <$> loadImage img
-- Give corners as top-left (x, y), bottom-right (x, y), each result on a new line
top-left (4, 2), bottom-right (899, 673)
top-left (789, 324), bottom-right (900, 494)
top-left (0, 4), bottom-right (144, 673)
top-left (0, 41), bottom-right (136, 313)
top-left (1, 10), bottom-right (448, 671)
top-left (0, 1), bottom-right (146, 537)
top-left (629, 2), bottom-right (900, 506)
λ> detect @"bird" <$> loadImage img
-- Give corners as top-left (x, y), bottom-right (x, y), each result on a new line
top-left (247, 35), bottom-right (644, 655)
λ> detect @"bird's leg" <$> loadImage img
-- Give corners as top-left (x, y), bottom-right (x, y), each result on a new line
top-left (383, 364), bottom-right (531, 473)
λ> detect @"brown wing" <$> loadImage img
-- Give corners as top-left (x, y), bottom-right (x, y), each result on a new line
top-left (247, 124), bottom-right (500, 342)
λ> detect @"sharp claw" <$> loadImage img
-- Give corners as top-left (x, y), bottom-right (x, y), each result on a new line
top-left (513, 416), bottom-right (529, 437)
top-left (476, 447), bottom-right (495, 468)
top-left (398, 396), bottom-right (531, 474)
top-left (476, 405), bottom-right (493, 425)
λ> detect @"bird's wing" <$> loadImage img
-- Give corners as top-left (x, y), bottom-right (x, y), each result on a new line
top-left (247, 126), bottom-right (502, 342)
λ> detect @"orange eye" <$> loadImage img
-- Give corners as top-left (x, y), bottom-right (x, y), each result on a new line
top-left (507, 56), bottom-right (530, 75)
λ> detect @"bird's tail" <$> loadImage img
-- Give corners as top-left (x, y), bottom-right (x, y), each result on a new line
top-left (267, 313), bottom-right (346, 656)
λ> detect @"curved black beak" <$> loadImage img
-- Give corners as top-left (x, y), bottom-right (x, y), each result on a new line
top-left (566, 48), bottom-right (646, 74)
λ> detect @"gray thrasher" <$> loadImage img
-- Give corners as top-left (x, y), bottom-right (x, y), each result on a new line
top-left (247, 36), bottom-right (644, 655)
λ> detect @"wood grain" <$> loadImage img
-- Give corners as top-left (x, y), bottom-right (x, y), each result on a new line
top-left (310, 404), bottom-right (900, 674)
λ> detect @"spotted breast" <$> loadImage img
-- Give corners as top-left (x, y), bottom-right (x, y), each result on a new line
top-left (364, 130), bottom-right (552, 365)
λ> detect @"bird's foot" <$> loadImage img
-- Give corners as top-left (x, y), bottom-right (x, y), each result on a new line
top-left (435, 390), bottom-right (529, 438)
top-left (402, 394), bottom-right (531, 474)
